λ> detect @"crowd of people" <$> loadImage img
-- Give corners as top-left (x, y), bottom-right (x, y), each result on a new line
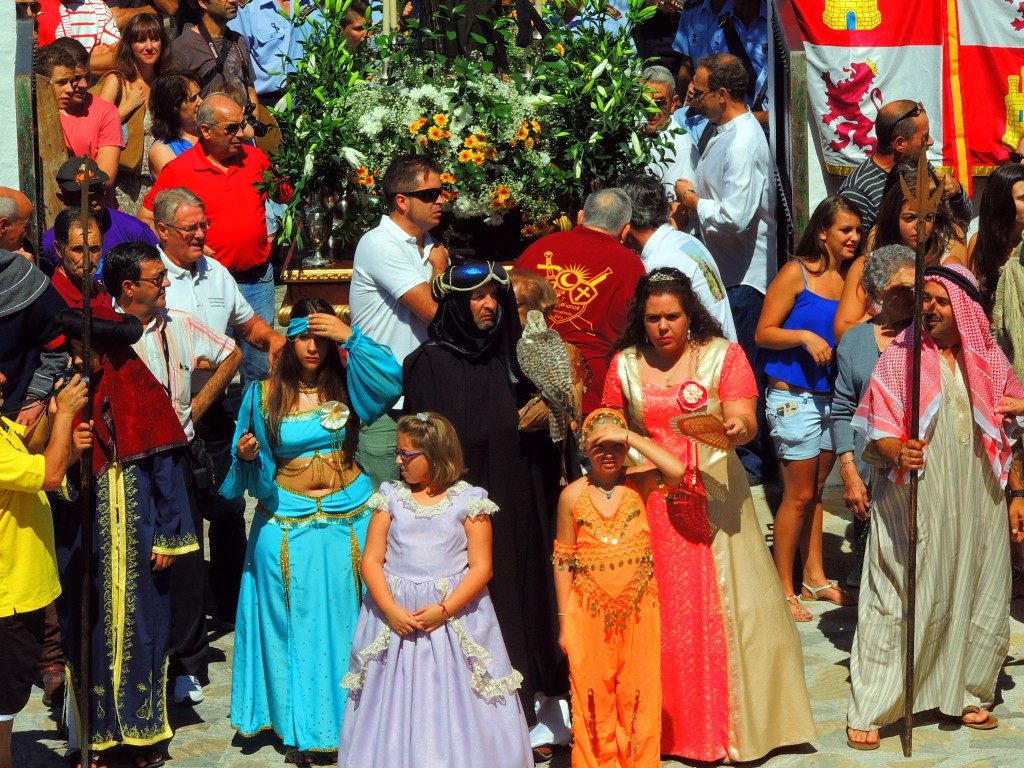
top-left (4, 1), bottom-right (1024, 767)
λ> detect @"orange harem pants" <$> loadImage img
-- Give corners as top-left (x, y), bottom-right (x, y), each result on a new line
top-left (563, 591), bottom-right (661, 768)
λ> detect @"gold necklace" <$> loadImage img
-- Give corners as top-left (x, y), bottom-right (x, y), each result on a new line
top-left (298, 383), bottom-right (318, 394)
top-left (661, 342), bottom-right (701, 387)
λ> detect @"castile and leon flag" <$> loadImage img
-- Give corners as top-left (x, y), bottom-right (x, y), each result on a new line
top-left (790, 0), bottom-right (1024, 183)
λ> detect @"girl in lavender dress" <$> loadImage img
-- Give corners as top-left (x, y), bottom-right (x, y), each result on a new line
top-left (339, 412), bottom-right (532, 768)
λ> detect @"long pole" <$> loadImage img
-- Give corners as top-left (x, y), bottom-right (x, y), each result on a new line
top-left (901, 137), bottom-right (940, 757)
top-left (77, 166), bottom-right (94, 768)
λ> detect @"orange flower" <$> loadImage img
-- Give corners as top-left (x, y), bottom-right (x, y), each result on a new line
top-left (509, 139), bottom-right (518, 148)
top-left (443, 130), bottom-right (451, 138)
top-left (472, 151), bottom-right (485, 166)
top-left (484, 146), bottom-right (498, 160)
top-left (419, 136), bottom-right (429, 147)
top-left (427, 126), bottom-right (445, 141)
top-left (442, 189), bottom-right (458, 200)
top-left (433, 113), bottom-right (448, 127)
top-left (458, 149), bottom-right (474, 163)
top-left (409, 118), bottom-right (427, 136)
top-left (464, 135), bottom-right (478, 149)
top-left (495, 185), bottom-right (512, 200)
top-left (516, 126), bottom-right (529, 140)
top-left (522, 224), bottom-right (539, 237)
top-left (554, 43), bottom-right (565, 56)
top-left (531, 120), bottom-right (541, 133)
top-left (523, 137), bottom-right (535, 150)
top-left (440, 172), bottom-right (456, 184)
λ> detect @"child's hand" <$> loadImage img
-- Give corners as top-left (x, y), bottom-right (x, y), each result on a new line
top-left (71, 420), bottom-right (94, 462)
top-left (412, 603), bottom-right (447, 633)
top-left (586, 423), bottom-right (628, 448)
top-left (385, 606), bottom-right (424, 637)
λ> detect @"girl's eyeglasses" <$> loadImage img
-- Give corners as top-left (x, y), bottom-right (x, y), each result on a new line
top-left (393, 448), bottom-right (425, 462)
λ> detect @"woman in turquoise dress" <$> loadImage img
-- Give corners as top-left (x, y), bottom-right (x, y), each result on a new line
top-left (221, 297), bottom-right (402, 764)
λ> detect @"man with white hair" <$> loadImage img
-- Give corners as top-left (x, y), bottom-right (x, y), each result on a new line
top-left (514, 188), bottom-right (646, 415)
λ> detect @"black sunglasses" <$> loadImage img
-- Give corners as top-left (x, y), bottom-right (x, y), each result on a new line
top-left (878, 101), bottom-right (924, 147)
top-left (395, 188), bottom-right (443, 203)
top-left (1010, 152), bottom-right (1024, 164)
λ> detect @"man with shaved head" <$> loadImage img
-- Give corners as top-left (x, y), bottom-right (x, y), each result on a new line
top-left (839, 98), bottom-right (972, 229)
top-left (140, 92), bottom-right (291, 390)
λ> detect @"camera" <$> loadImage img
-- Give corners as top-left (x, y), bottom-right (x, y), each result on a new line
top-left (244, 103), bottom-right (274, 138)
top-left (53, 364), bottom-right (88, 390)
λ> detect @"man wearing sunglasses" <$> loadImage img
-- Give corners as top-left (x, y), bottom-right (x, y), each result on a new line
top-left (349, 155), bottom-right (450, 489)
top-left (141, 93), bottom-right (291, 390)
top-left (839, 99), bottom-right (972, 230)
top-left (41, 157), bottom-right (158, 278)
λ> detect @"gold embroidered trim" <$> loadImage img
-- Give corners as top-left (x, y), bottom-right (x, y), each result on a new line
top-left (255, 501), bottom-right (370, 529)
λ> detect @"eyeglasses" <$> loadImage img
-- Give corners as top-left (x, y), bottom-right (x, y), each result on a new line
top-left (1010, 152), bottom-right (1024, 164)
top-left (169, 220), bottom-right (212, 236)
top-left (135, 270), bottom-right (168, 288)
top-left (687, 86), bottom-right (710, 101)
top-left (392, 448), bottom-right (425, 462)
top-left (394, 188), bottom-right (443, 204)
top-left (215, 122), bottom-right (245, 135)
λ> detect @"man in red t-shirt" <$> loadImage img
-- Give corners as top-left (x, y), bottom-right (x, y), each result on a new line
top-left (514, 189), bottom-right (646, 414)
top-left (36, 40), bottom-right (123, 205)
top-left (140, 93), bottom-right (289, 387)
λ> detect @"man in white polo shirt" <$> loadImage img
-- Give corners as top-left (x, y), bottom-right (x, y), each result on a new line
top-left (152, 186), bottom-right (283, 670)
top-left (349, 155), bottom-right (448, 486)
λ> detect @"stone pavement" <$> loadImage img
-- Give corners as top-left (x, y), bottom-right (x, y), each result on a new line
top-left (13, 479), bottom-right (1024, 767)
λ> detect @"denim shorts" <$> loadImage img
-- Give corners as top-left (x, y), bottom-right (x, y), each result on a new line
top-left (765, 387), bottom-right (835, 461)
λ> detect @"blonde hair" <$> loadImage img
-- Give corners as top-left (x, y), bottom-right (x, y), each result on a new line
top-left (510, 268), bottom-right (557, 319)
top-left (395, 412), bottom-right (465, 491)
top-left (579, 408), bottom-right (627, 452)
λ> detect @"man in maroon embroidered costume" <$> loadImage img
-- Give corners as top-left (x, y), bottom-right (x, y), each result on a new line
top-left (53, 304), bottom-right (195, 768)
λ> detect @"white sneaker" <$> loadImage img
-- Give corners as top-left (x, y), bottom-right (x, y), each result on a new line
top-left (173, 674), bottom-right (204, 705)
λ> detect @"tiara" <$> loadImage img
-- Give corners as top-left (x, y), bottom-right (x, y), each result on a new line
top-left (649, 272), bottom-right (676, 282)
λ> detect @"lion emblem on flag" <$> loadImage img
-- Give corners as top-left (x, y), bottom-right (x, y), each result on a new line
top-left (1007, 0), bottom-right (1024, 31)
top-left (820, 60), bottom-right (883, 153)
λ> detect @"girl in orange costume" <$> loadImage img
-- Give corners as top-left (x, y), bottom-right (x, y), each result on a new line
top-left (553, 409), bottom-right (686, 768)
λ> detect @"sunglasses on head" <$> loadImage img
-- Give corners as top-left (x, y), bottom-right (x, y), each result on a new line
top-left (395, 188), bottom-right (443, 204)
top-left (878, 101), bottom-right (924, 147)
top-left (1010, 152), bottom-right (1024, 164)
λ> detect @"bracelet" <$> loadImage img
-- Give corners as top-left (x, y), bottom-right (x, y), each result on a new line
top-left (625, 431), bottom-right (630, 450)
top-left (839, 457), bottom-right (855, 470)
top-left (894, 449), bottom-right (902, 470)
top-left (438, 602), bottom-right (450, 618)
top-left (557, 612), bottom-right (567, 616)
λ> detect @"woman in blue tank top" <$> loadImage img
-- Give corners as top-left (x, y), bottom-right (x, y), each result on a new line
top-left (755, 196), bottom-right (863, 622)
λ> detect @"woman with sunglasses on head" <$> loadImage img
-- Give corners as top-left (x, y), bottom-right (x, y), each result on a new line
top-left (95, 13), bottom-right (173, 214)
top-left (221, 297), bottom-right (402, 766)
top-left (148, 72), bottom-right (203, 181)
top-left (834, 161), bottom-right (966, 340)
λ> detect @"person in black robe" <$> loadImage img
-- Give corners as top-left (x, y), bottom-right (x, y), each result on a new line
top-left (403, 260), bottom-right (574, 757)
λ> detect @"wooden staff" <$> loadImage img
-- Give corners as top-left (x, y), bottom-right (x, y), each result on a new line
top-left (899, 136), bottom-right (943, 757)
top-left (77, 161), bottom-right (94, 768)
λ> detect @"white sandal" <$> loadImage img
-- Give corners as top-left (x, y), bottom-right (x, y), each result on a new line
top-left (801, 580), bottom-right (855, 606)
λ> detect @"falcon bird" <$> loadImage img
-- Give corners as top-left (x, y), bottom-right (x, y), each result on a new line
top-left (517, 310), bottom-right (578, 442)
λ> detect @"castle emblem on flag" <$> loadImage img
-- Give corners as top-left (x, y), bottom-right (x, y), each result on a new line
top-left (821, 60), bottom-right (882, 153)
top-left (1003, 66), bottom-right (1024, 149)
top-left (822, 0), bottom-right (881, 31)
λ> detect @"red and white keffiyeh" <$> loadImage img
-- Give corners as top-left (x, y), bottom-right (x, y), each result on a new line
top-left (852, 264), bottom-right (1024, 486)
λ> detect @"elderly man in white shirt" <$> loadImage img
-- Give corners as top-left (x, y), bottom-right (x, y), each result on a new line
top-left (675, 52), bottom-right (777, 483)
top-left (349, 155), bottom-right (448, 487)
top-left (151, 186), bottom-right (284, 667)
top-left (617, 172), bottom-right (736, 342)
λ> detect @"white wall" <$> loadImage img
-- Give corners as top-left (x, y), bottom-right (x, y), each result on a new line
top-left (0, 3), bottom-right (18, 187)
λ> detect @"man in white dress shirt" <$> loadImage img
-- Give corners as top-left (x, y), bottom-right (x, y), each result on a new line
top-left (616, 172), bottom-right (735, 341)
top-left (675, 52), bottom-right (776, 482)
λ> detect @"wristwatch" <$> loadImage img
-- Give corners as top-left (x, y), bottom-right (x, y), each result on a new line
top-left (1010, 490), bottom-right (1024, 499)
